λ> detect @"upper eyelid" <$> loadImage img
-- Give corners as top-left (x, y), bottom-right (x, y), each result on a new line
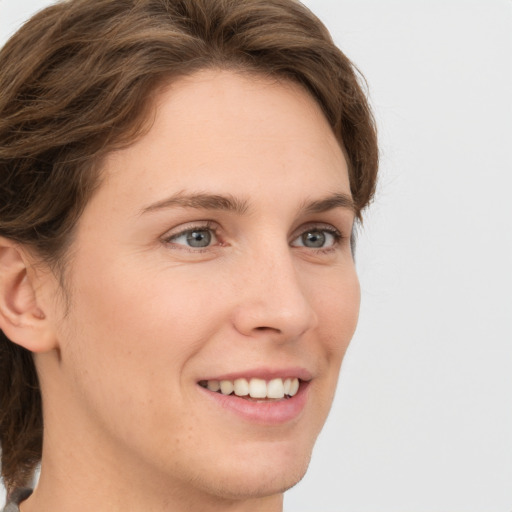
top-left (161, 221), bottom-right (218, 240)
top-left (291, 222), bottom-right (344, 238)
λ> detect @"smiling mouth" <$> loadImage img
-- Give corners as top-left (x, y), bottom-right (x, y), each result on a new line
top-left (198, 377), bottom-right (300, 401)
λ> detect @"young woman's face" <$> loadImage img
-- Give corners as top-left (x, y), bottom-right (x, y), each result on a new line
top-left (41, 70), bottom-right (360, 502)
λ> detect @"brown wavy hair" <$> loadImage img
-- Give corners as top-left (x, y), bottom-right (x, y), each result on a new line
top-left (0, 0), bottom-right (378, 494)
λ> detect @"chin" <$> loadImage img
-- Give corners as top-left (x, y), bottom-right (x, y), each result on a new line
top-left (200, 452), bottom-right (312, 502)
top-left (189, 438), bottom-right (314, 502)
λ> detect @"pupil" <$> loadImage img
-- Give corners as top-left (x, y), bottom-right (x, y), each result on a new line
top-left (187, 230), bottom-right (211, 248)
top-left (303, 231), bottom-right (325, 248)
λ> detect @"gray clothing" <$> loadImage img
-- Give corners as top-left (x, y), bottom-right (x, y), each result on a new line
top-left (2, 488), bottom-right (32, 512)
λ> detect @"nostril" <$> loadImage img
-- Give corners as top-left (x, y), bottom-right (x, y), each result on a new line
top-left (254, 326), bottom-right (281, 333)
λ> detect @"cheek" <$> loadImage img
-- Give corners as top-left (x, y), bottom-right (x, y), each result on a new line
top-left (61, 259), bottom-right (230, 406)
top-left (57, 264), bottom-right (223, 447)
top-left (315, 267), bottom-right (360, 355)
top-left (72, 259), bottom-right (214, 340)
top-left (308, 267), bottom-right (360, 414)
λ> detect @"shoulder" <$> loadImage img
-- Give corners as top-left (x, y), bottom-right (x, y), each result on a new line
top-left (2, 489), bottom-right (33, 512)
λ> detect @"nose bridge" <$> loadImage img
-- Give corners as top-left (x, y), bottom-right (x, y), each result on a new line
top-left (232, 238), bottom-right (318, 338)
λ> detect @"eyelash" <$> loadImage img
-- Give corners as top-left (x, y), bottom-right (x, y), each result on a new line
top-left (162, 222), bottom-right (345, 253)
top-left (162, 221), bottom-right (219, 253)
top-left (291, 225), bottom-right (344, 253)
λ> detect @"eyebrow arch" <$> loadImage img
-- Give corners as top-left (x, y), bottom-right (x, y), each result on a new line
top-left (140, 192), bottom-right (249, 215)
top-left (302, 193), bottom-right (356, 215)
top-left (140, 191), bottom-right (355, 217)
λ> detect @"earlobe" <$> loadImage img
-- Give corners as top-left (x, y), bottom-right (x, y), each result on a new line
top-left (0, 238), bottom-right (56, 353)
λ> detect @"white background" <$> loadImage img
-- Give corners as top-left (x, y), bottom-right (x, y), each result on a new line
top-left (1, 1), bottom-right (511, 511)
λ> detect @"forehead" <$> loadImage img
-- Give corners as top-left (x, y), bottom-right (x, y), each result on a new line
top-left (93, 69), bottom-right (350, 216)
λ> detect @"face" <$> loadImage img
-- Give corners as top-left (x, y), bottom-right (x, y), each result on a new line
top-left (40, 70), bottom-right (360, 504)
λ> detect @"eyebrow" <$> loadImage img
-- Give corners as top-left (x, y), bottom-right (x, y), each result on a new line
top-left (140, 192), bottom-right (249, 215)
top-left (301, 193), bottom-right (356, 215)
top-left (140, 191), bottom-right (355, 216)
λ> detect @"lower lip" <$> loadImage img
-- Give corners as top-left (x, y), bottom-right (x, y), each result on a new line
top-left (198, 382), bottom-right (310, 425)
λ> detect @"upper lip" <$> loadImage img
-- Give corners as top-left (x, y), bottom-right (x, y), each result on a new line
top-left (198, 367), bottom-right (313, 382)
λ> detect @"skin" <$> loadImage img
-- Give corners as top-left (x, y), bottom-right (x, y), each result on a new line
top-left (2, 70), bottom-right (360, 512)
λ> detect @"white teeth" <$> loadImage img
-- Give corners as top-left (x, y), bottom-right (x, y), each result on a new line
top-left (220, 380), bottom-right (234, 395)
top-left (249, 378), bottom-right (267, 398)
top-left (205, 377), bottom-right (300, 399)
top-left (267, 378), bottom-right (285, 399)
top-left (283, 378), bottom-right (292, 395)
top-left (233, 378), bottom-right (249, 396)
top-left (289, 377), bottom-right (299, 396)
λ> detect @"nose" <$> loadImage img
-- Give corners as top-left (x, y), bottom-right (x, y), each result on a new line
top-left (231, 244), bottom-right (318, 340)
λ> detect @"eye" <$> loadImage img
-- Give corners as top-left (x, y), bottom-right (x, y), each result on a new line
top-left (291, 227), bottom-right (341, 249)
top-left (165, 225), bottom-right (218, 249)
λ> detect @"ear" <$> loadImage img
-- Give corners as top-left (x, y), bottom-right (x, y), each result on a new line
top-left (0, 237), bottom-right (57, 353)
